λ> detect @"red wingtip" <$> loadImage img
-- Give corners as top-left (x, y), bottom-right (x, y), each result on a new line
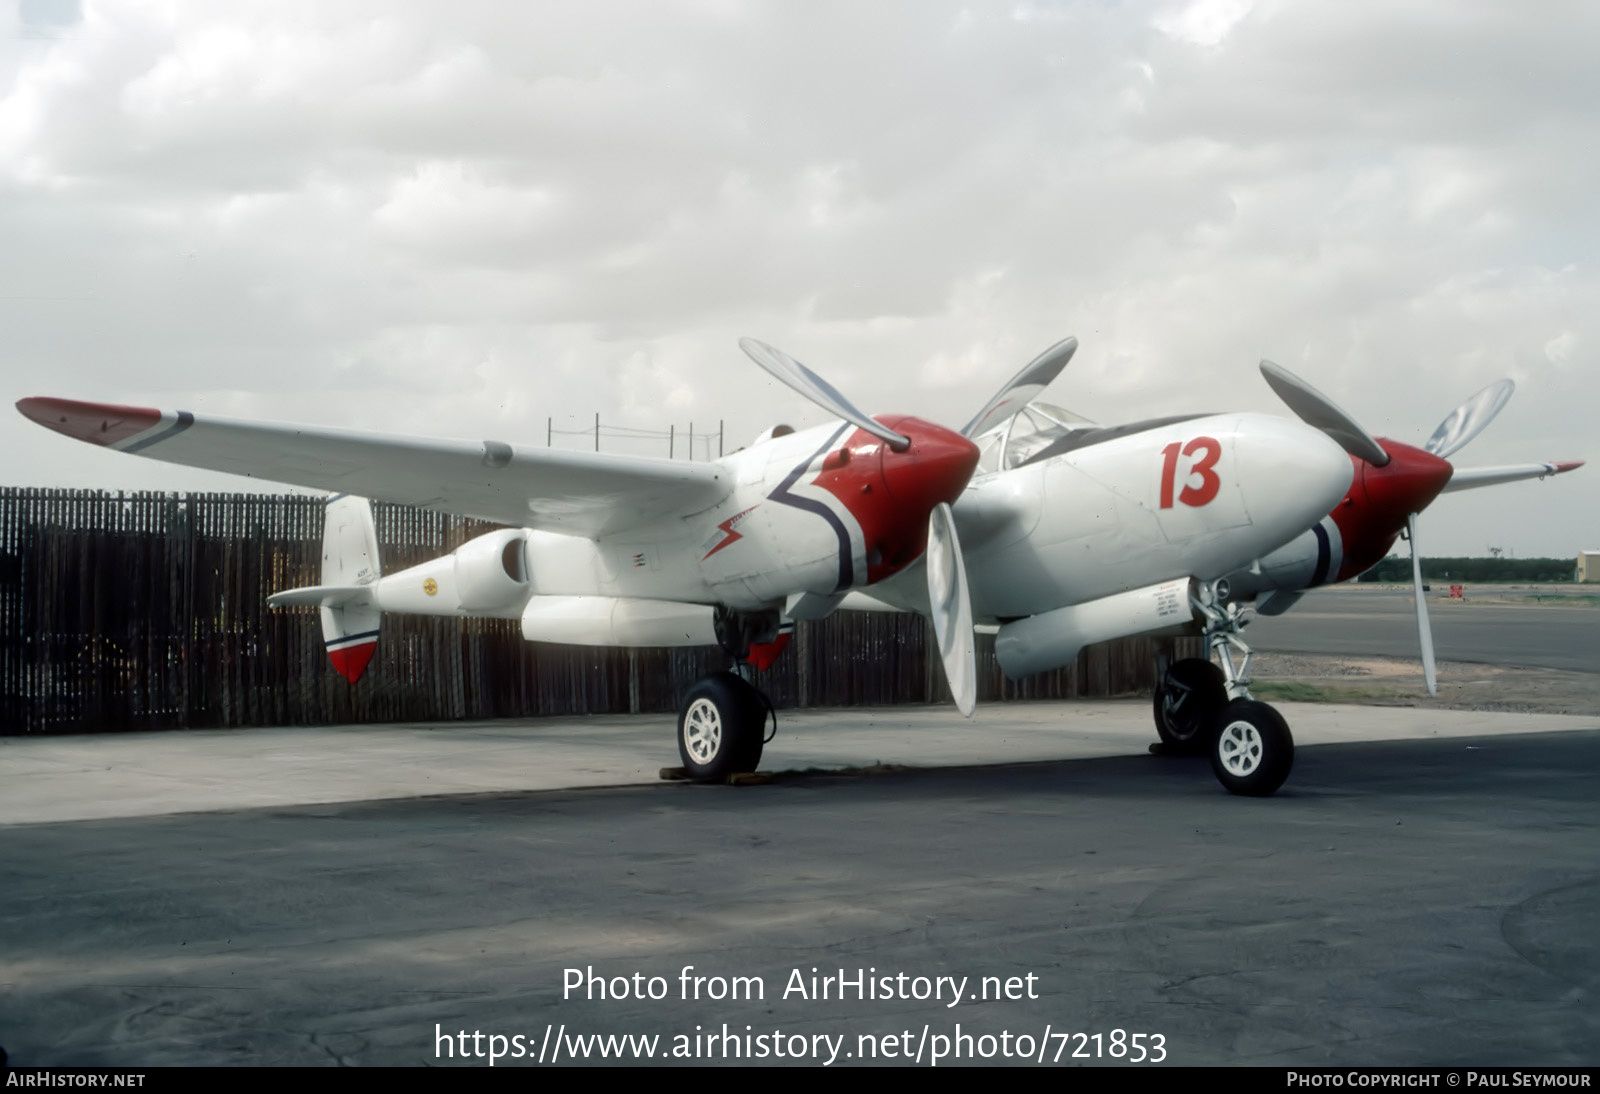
top-left (1552, 460), bottom-right (1585, 474)
top-left (328, 641), bottom-right (377, 684)
top-left (17, 397), bottom-right (163, 447)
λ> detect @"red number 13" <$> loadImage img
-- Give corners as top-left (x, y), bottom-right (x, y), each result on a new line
top-left (1159, 436), bottom-right (1222, 509)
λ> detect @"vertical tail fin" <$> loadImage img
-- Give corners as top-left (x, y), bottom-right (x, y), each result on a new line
top-left (319, 495), bottom-right (381, 683)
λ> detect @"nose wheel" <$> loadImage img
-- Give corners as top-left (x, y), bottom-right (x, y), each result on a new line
top-left (1209, 699), bottom-right (1295, 796)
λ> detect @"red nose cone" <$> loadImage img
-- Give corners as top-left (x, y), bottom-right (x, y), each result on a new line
top-left (808, 415), bottom-right (980, 586)
top-left (1331, 439), bottom-right (1455, 580)
top-left (1361, 440), bottom-right (1455, 523)
top-left (876, 415), bottom-right (982, 514)
top-left (873, 416), bottom-right (978, 584)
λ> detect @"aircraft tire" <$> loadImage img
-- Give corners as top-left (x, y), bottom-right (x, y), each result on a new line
top-left (677, 671), bottom-right (766, 782)
top-left (1209, 699), bottom-right (1294, 796)
top-left (1153, 657), bottom-right (1226, 755)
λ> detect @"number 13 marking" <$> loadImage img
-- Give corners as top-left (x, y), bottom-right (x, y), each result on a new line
top-left (1160, 436), bottom-right (1221, 509)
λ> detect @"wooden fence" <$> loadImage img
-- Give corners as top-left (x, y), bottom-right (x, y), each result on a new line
top-left (0, 489), bottom-right (1192, 734)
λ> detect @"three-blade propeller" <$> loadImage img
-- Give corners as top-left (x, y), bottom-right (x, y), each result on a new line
top-left (1261, 364), bottom-right (1523, 697)
top-left (740, 336), bottom-right (1077, 717)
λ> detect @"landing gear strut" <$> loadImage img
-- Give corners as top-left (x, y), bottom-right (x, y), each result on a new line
top-left (1153, 579), bottom-right (1296, 796)
top-left (675, 608), bottom-right (778, 782)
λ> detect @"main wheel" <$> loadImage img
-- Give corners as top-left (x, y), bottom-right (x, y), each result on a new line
top-left (1209, 699), bottom-right (1294, 797)
top-left (677, 671), bottom-right (766, 782)
top-left (1153, 657), bottom-right (1226, 755)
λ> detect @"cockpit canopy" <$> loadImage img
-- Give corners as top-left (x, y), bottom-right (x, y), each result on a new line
top-left (974, 401), bottom-right (1096, 474)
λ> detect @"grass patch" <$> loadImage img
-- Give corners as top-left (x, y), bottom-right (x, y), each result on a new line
top-left (1251, 681), bottom-right (1341, 702)
top-left (1250, 681), bottom-right (1403, 704)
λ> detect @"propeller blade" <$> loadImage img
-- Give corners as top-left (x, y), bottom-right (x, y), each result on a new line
top-left (738, 338), bottom-right (911, 451)
top-left (926, 501), bottom-right (977, 717)
top-left (1260, 360), bottom-right (1390, 467)
top-left (960, 336), bottom-right (1079, 439)
top-left (1424, 379), bottom-right (1514, 460)
top-left (1407, 513), bottom-right (1438, 697)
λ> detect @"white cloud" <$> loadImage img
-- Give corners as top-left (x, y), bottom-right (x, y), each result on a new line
top-left (0, 0), bottom-right (1594, 555)
top-left (1154, 0), bottom-right (1257, 48)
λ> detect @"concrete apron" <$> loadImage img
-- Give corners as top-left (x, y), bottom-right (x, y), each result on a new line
top-left (3, 701), bottom-right (1597, 826)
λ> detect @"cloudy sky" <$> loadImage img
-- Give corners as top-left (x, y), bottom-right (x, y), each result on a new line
top-left (2, 0), bottom-right (1594, 557)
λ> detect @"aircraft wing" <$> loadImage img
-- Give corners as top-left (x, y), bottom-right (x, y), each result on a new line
top-left (1441, 460), bottom-right (1584, 494)
top-left (17, 397), bottom-right (731, 537)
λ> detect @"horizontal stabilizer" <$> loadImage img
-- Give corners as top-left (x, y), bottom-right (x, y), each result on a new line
top-left (836, 590), bottom-right (906, 613)
top-left (266, 585), bottom-right (372, 608)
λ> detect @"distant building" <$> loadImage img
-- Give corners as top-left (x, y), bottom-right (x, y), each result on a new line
top-left (1580, 551), bottom-right (1600, 583)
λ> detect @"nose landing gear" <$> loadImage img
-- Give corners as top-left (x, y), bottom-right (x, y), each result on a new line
top-left (1153, 580), bottom-right (1296, 796)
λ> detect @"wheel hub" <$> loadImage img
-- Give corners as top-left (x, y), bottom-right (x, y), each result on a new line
top-left (1217, 720), bottom-right (1262, 776)
top-left (683, 698), bottom-right (722, 765)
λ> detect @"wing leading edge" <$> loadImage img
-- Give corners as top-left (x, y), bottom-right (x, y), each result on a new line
top-left (17, 397), bottom-right (730, 537)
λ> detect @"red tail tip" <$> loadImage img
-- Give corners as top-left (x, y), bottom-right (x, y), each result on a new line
top-left (328, 641), bottom-right (377, 684)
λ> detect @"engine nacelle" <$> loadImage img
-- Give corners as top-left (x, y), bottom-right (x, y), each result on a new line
top-left (373, 529), bottom-right (530, 616)
top-left (454, 529), bottom-right (530, 611)
top-left (995, 578), bottom-right (1196, 679)
top-left (521, 596), bottom-right (717, 647)
top-left (1223, 517), bottom-right (1346, 603)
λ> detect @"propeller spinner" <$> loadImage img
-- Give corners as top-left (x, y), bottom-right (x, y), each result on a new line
top-left (740, 336), bottom-right (1078, 717)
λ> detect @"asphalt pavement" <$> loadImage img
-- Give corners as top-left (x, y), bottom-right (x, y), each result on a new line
top-left (1, 700), bottom-right (1596, 1067)
top-left (1245, 585), bottom-right (1599, 673)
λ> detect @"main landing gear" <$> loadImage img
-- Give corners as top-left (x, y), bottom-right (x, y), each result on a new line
top-left (1152, 580), bottom-right (1295, 797)
top-left (675, 609), bottom-right (778, 782)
